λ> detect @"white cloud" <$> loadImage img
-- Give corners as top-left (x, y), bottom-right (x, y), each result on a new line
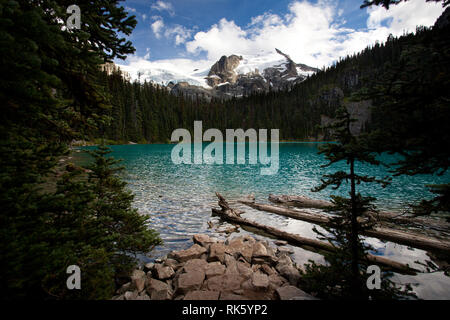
top-left (165, 25), bottom-right (193, 46)
top-left (184, 0), bottom-right (444, 68)
top-left (366, 0), bottom-right (444, 33)
top-left (151, 1), bottom-right (175, 16)
top-left (151, 17), bottom-right (165, 39)
top-left (120, 0), bottom-right (445, 83)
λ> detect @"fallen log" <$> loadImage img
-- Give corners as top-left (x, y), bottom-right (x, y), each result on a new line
top-left (269, 194), bottom-right (332, 209)
top-left (239, 199), bottom-right (450, 255)
top-left (213, 194), bottom-right (418, 275)
top-left (268, 194), bottom-right (450, 233)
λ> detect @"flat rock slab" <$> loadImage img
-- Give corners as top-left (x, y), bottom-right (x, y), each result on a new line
top-left (130, 270), bottom-right (146, 292)
top-left (205, 274), bottom-right (245, 292)
top-left (193, 234), bottom-right (216, 248)
top-left (251, 272), bottom-right (269, 290)
top-left (276, 264), bottom-right (300, 286)
top-left (205, 262), bottom-right (226, 278)
top-left (147, 278), bottom-right (173, 300)
top-left (219, 293), bottom-right (249, 300)
top-left (184, 290), bottom-right (220, 300)
top-left (226, 238), bottom-right (253, 263)
top-left (276, 286), bottom-right (317, 300)
top-left (183, 258), bottom-right (209, 273)
top-left (208, 242), bottom-right (227, 263)
top-left (154, 264), bottom-right (175, 280)
top-left (177, 270), bottom-right (205, 294)
top-left (171, 244), bottom-right (207, 262)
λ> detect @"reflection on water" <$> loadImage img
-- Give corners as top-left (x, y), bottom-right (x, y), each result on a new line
top-left (78, 143), bottom-right (450, 299)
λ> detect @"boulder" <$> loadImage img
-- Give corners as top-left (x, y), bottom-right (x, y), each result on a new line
top-left (176, 270), bottom-right (205, 294)
top-left (130, 270), bottom-right (146, 292)
top-left (208, 242), bottom-right (226, 263)
top-left (116, 282), bottom-right (131, 295)
top-left (147, 278), bottom-right (173, 300)
top-left (154, 264), bottom-right (175, 280)
top-left (224, 254), bottom-right (239, 274)
top-left (275, 263), bottom-right (301, 286)
top-left (183, 258), bottom-right (208, 273)
top-left (276, 286), bottom-right (317, 300)
top-left (193, 234), bottom-right (216, 248)
top-left (252, 242), bottom-right (278, 265)
top-left (184, 290), bottom-right (220, 300)
top-left (268, 274), bottom-right (287, 290)
top-left (170, 244), bottom-right (207, 262)
top-left (260, 264), bottom-right (276, 276)
top-left (164, 258), bottom-right (181, 270)
top-left (205, 274), bottom-right (244, 292)
top-left (219, 293), bottom-right (248, 300)
top-left (205, 262), bottom-right (226, 278)
top-left (124, 290), bottom-right (139, 300)
top-left (226, 238), bottom-right (253, 263)
top-left (144, 262), bottom-right (155, 272)
top-left (136, 293), bottom-right (151, 300)
top-left (252, 242), bottom-right (268, 257)
top-left (236, 261), bottom-right (253, 279)
top-left (251, 272), bottom-right (269, 290)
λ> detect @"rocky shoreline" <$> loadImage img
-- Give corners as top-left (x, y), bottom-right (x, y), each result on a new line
top-left (112, 234), bottom-right (317, 300)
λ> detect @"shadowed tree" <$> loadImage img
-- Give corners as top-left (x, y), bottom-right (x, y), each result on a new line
top-left (300, 106), bottom-right (413, 299)
top-left (0, 0), bottom-right (161, 299)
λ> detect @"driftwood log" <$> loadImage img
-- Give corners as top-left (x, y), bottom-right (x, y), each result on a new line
top-left (239, 199), bottom-right (450, 255)
top-left (268, 194), bottom-right (450, 233)
top-left (213, 193), bottom-right (418, 275)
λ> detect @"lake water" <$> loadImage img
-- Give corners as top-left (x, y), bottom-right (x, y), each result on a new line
top-left (77, 143), bottom-right (450, 299)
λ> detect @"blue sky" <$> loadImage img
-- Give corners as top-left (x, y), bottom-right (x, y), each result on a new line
top-left (123, 0), bottom-right (369, 61)
top-left (117, 0), bottom-right (444, 77)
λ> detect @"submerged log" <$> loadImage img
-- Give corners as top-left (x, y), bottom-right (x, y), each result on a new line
top-left (213, 195), bottom-right (418, 275)
top-left (269, 194), bottom-right (332, 209)
top-left (268, 194), bottom-right (450, 233)
top-left (239, 199), bottom-right (450, 255)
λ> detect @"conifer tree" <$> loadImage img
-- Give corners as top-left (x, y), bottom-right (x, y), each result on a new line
top-left (0, 0), bottom-right (161, 299)
top-left (40, 145), bottom-right (162, 299)
top-left (300, 106), bottom-right (412, 299)
top-left (357, 4), bottom-right (450, 219)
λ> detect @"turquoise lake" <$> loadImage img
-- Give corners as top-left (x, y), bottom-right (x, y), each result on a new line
top-left (77, 143), bottom-right (450, 299)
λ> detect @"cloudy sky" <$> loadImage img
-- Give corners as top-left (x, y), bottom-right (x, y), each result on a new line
top-left (118, 0), bottom-right (445, 75)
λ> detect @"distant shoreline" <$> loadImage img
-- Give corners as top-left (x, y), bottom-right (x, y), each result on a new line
top-left (72, 140), bottom-right (334, 147)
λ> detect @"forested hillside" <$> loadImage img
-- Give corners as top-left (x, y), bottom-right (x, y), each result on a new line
top-left (99, 24), bottom-right (444, 143)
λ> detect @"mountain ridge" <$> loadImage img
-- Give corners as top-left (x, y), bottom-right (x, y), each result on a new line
top-left (119, 49), bottom-right (319, 100)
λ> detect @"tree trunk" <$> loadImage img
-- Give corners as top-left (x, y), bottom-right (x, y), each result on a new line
top-left (238, 200), bottom-right (450, 254)
top-left (268, 194), bottom-right (450, 233)
top-left (212, 194), bottom-right (418, 275)
top-left (349, 157), bottom-right (361, 297)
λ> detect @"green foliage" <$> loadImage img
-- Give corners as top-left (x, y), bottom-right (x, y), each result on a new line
top-left (412, 184), bottom-right (450, 221)
top-left (357, 10), bottom-right (450, 218)
top-left (300, 107), bottom-right (412, 299)
top-left (0, 0), bottom-right (161, 299)
top-left (41, 145), bottom-right (162, 299)
top-left (100, 23), bottom-right (448, 143)
top-left (360, 0), bottom-right (448, 10)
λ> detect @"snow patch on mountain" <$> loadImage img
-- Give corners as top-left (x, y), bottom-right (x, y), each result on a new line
top-left (117, 49), bottom-right (318, 89)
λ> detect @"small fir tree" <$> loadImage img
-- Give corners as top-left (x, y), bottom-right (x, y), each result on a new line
top-left (300, 106), bottom-right (413, 299)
